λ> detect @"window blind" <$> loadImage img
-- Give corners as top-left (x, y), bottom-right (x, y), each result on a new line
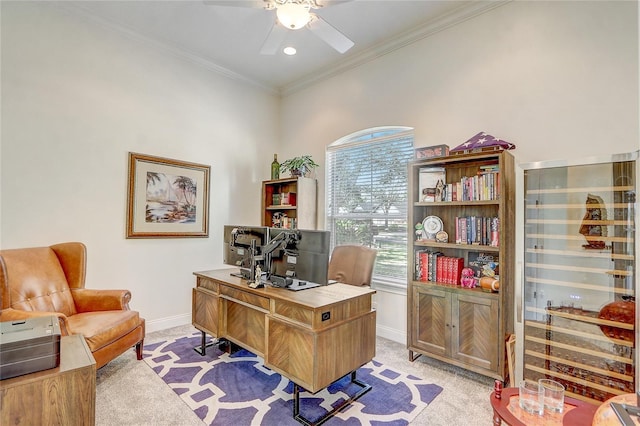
top-left (326, 129), bottom-right (414, 284)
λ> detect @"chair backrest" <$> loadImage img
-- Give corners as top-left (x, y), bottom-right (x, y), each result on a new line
top-left (0, 243), bottom-right (86, 317)
top-left (327, 245), bottom-right (377, 286)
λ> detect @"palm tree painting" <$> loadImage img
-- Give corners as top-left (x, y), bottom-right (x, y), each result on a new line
top-left (145, 171), bottom-right (197, 223)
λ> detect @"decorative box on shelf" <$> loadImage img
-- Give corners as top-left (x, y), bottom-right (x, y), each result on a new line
top-left (415, 144), bottom-right (450, 160)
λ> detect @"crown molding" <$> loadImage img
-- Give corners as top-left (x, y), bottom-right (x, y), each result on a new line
top-left (54, 1), bottom-right (510, 98)
top-left (57, 3), bottom-right (278, 96)
top-left (279, 0), bottom-right (512, 97)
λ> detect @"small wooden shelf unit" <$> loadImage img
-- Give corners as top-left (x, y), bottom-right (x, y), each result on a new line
top-left (261, 177), bottom-right (317, 230)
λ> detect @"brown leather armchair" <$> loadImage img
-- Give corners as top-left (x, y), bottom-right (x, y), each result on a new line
top-left (327, 245), bottom-right (377, 286)
top-left (0, 242), bottom-right (145, 369)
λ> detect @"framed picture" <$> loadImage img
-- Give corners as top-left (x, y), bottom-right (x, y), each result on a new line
top-left (418, 167), bottom-right (446, 202)
top-left (127, 152), bottom-right (210, 238)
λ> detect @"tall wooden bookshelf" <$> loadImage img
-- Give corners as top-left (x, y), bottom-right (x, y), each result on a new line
top-left (407, 150), bottom-right (515, 381)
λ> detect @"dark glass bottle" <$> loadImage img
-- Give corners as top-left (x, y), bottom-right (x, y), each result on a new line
top-left (271, 154), bottom-right (280, 180)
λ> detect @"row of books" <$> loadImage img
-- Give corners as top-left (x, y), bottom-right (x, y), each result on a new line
top-left (450, 169), bottom-right (500, 202)
top-left (455, 216), bottom-right (499, 246)
top-left (418, 165), bottom-right (500, 203)
top-left (415, 250), bottom-right (464, 285)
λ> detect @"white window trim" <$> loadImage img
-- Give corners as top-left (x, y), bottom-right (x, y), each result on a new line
top-left (325, 126), bottom-right (414, 289)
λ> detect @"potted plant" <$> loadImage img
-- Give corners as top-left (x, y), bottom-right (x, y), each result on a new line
top-left (279, 155), bottom-right (319, 178)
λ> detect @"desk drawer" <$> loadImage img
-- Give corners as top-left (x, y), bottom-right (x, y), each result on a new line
top-left (272, 300), bottom-right (313, 327)
top-left (272, 294), bottom-right (373, 330)
top-left (197, 277), bottom-right (218, 292)
top-left (220, 286), bottom-right (269, 311)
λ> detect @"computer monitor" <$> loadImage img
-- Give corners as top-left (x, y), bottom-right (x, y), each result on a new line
top-left (267, 228), bottom-right (330, 285)
top-left (223, 225), bottom-right (269, 279)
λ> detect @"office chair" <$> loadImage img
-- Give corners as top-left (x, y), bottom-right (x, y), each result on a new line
top-left (327, 245), bottom-right (377, 286)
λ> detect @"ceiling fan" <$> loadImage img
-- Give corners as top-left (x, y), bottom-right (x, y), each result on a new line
top-left (207, 0), bottom-right (354, 55)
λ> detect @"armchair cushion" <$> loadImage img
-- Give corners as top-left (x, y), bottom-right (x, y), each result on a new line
top-left (3, 247), bottom-right (77, 316)
top-left (68, 310), bottom-right (142, 351)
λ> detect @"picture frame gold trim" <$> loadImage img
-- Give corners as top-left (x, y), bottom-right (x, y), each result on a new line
top-left (126, 152), bottom-right (210, 238)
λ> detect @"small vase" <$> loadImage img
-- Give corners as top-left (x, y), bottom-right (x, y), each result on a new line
top-left (479, 276), bottom-right (500, 292)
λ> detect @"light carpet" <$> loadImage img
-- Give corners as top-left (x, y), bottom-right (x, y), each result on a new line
top-left (143, 333), bottom-right (443, 425)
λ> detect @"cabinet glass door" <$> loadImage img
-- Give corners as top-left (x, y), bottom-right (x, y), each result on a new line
top-left (523, 152), bottom-right (637, 404)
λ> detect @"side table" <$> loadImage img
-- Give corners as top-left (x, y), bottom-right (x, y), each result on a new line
top-left (0, 334), bottom-right (96, 425)
top-left (592, 393), bottom-right (640, 426)
top-left (490, 386), bottom-right (598, 425)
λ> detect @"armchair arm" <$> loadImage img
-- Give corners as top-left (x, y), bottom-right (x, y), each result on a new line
top-left (0, 308), bottom-right (70, 335)
top-left (71, 288), bottom-right (132, 312)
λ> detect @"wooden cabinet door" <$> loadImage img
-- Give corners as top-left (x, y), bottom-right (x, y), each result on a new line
top-left (412, 286), bottom-right (450, 357)
top-left (192, 288), bottom-right (219, 337)
top-left (451, 292), bottom-right (498, 372)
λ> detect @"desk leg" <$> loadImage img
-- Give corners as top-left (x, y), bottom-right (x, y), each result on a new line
top-left (193, 331), bottom-right (227, 356)
top-left (293, 370), bottom-right (372, 426)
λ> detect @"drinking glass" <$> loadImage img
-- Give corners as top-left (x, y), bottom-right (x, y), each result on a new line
top-left (539, 379), bottom-right (564, 413)
top-left (519, 380), bottom-right (544, 415)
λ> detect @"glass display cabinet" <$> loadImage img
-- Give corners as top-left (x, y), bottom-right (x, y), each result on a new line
top-left (522, 151), bottom-right (638, 404)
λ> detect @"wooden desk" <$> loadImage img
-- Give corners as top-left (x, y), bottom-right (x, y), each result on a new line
top-left (0, 334), bottom-right (96, 426)
top-left (490, 387), bottom-right (598, 426)
top-left (193, 268), bottom-right (376, 393)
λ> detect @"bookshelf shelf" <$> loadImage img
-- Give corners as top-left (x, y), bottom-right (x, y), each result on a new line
top-left (414, 241), bottom-right (500, 252)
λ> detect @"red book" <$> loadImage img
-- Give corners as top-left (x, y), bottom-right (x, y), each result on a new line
top-left (419, 251), bottom-right (429, 281)
top-left (446, 257), bottom-right (453, 284)
top-left (452, 258), bottom-right (464, 285)
top-left (436, 256), bottom-right (444, 283)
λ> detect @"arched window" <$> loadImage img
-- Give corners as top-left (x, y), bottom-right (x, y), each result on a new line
top-left (326, 127), bottom-right (414, 287)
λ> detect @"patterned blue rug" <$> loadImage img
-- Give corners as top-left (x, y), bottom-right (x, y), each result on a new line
top-left (144, 333), bottom-right (442, 425)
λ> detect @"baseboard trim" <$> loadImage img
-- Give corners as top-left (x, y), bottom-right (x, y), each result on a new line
top-left (146, 313), bottom-right (192, 334)
top-left (376, 324), bottom-right (405, 345)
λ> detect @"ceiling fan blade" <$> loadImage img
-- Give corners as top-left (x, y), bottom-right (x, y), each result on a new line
top-left (260, 21), bottom-right (288, 55)
top-left (307, 14), bottom-right (354, 54)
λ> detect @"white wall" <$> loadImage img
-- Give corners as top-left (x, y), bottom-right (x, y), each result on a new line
top-left (0, 2), bottom-right (280, 331)
top-left (279, 1), bottom-right (639, 343)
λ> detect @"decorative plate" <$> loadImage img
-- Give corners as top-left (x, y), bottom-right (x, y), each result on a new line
top-left (435, 230), bottom-right (449, 243)
top-left (422, 215), bottom-right (443, 238)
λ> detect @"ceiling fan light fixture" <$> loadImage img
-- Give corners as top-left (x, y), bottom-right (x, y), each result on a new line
top-left (276, 2), bottom-right (311, 30)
